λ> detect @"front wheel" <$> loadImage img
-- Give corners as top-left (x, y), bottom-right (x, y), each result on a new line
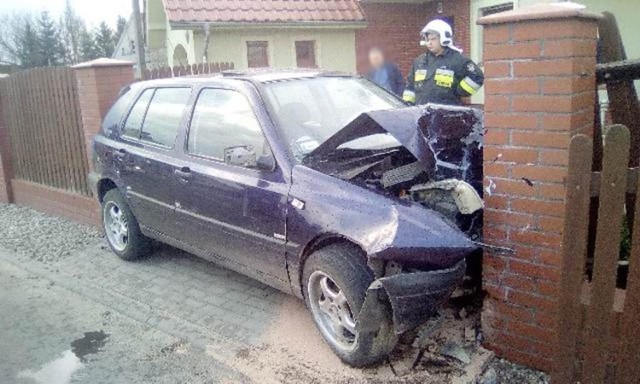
top-left (303, 244), bottom-right (396, 367)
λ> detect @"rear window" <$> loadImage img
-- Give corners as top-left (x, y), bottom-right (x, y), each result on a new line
top-left (120, 87), bottom-right (192, 148)
top-left (123, 89), bottom-right (153, 139)
top-left (102, 86), bottom-right (136, 135)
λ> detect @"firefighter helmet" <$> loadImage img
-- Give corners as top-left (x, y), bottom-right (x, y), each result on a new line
top-left (421, 19), bottom-right (453, 47)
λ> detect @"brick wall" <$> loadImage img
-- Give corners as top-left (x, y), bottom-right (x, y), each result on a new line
top-left (479, 5), bottom-right (601, 371)
top-left (12, 180), bottom-right (100, 226)
top-left (356, 0), bottom-right (470, 76)
top-left (73, 59), bottom-right (135, 169)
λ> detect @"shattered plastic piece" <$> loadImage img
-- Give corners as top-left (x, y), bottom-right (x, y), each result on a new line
top-left (480, 368), bottom-right (498, 384)
top-left (485, 179), bottom-right (496, 196)
top-left (439, 341), bottom-right (471, 365)
top-left (410, 179), bottom-right (483, 215)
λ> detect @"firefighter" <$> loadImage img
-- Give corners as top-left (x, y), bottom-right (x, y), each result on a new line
top-left (402, 19), bottom-right (484, 106)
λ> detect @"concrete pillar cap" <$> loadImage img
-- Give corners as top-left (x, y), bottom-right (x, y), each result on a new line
top-left (72, 58), bottom-right (135, 69)
top-left (478, 2), bottom-right (602, 25)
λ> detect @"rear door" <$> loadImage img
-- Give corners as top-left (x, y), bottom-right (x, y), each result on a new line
top-left (173, 87), bottom-right (290, 282)
top-left (115, 86), bottom-right (192, 237)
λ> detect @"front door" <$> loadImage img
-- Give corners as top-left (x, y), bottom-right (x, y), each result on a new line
top-left (115, 86), bottom-right (192, 237)
top-left (173, 87), bottom-right (289, 282)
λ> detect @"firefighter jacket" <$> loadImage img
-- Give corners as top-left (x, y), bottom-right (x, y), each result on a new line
top-left (402, 48), bottom-right (484, 105)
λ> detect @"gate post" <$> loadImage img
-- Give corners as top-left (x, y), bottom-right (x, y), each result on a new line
top-left (0, 79), bottom-right (14, 203)
top-left (478, 4), bottom-right (600, 371)
top-left (73, 58), bottom-right (135, 171)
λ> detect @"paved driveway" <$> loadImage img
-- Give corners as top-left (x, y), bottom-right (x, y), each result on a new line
top-left (0, 204), bottom-right (495, 383)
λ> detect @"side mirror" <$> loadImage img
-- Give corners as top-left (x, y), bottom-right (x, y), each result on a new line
top-left (256, 153), bottom-right (276, 171)
top-left (224, 146), bottom-right (257, 168)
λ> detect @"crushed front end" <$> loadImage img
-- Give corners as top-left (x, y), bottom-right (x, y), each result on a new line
top-left (303, 104), bottom-right (484, 335)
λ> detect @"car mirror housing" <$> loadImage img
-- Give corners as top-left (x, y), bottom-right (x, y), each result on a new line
top-left (224, 145), bottom-right (257, 168)
top-left (256, 153), bottom-right (276, 171)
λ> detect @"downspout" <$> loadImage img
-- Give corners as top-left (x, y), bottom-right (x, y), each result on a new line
top-left (202, 23), bottom-right (211, 63)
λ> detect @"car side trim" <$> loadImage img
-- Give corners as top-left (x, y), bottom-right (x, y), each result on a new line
top-left (175, 207), bottom-right (299, 249)
top-left (126, 190), bottom-right (175, 210)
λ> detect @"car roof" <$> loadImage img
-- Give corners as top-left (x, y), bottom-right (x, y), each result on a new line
top-left (134, 68), bottom-right (357, 88)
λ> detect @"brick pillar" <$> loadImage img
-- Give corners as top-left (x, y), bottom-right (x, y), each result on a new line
top-left (73, 58), bottom-right (135, 169)
top-left (478, 4), bottom-right (600, 371)
top-left (0, 80), bottom-right (13, 203)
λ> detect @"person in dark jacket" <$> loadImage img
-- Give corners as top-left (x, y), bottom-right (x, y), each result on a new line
top-left (403, 19), bottom-right (484, 105)
top-left (366, 47), bottom-right (404, 97)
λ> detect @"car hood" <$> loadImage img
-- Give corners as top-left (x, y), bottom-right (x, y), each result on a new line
top-left (306, 104), bottom-right (484, 187)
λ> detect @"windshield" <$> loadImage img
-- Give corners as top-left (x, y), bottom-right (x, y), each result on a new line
top-left (262, 77), bottom-right (405, 162)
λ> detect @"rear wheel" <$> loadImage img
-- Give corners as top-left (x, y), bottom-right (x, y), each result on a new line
top-left (102, 189), bottom-right (150, 260)
top-left (303, 244), bottom-right (396, 367)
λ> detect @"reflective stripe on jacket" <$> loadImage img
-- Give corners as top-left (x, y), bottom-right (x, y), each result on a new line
top-left (403, 48), bottom-right (484, 105)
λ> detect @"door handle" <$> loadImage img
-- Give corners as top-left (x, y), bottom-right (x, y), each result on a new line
top-left (174, 167), bottom-right (191, 181)
top-left (113, 149), bottom-right (127, 159)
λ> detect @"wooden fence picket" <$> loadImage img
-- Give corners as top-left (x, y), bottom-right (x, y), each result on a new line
top-left (582, 125), bottom-right (630, 383)
top-left (137, 61), bottom-right (234, 81)
top-left (552, 135), bottom-right (593, 384)
top-left (616, 165), bottom-right (640, 384)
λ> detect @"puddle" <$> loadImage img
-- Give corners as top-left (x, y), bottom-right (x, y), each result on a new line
top-left (17, 331), bottom-right (109, 384)
top-left (70, 330), bottom-right (109, 362)
top-left (17, 350), bottom-right (83, 384)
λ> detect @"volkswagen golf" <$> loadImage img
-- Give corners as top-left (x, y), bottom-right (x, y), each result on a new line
top-left (89, 69), bottom-right (483, 366)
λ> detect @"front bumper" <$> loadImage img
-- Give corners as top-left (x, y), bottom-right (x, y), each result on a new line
top-left (359, 259), bottom-right (466, 334)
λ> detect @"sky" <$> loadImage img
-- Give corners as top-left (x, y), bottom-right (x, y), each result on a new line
top-left (0, 0), bottom-right (136, 28)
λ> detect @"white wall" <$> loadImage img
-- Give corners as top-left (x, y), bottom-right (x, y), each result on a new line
top-left (190, 28), bottom-right (358, 72)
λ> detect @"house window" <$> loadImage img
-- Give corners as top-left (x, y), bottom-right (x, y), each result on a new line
top-left (295, 41), bottom-right (316, 68)
top-left (247, 41), bottom-right (269, 68)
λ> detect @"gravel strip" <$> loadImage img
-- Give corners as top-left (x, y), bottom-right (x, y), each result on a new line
top-left (0, 203), bottom-right (103, 263)
top-left (480, 358), bottom-right (549, 384)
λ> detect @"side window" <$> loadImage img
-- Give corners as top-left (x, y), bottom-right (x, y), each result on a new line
top-left (140, 88), bottom-right (191, 148)
top-left (122, 88), bottom-right (154, 139)
top-left (187, 88), bottom-right (268, 168)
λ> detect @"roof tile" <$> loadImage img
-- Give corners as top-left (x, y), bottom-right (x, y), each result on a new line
top-left (162, 0), bottom-right (366, 25)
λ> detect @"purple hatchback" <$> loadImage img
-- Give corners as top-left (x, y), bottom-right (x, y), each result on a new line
top-left (89, 69), bottom-right (482, 366)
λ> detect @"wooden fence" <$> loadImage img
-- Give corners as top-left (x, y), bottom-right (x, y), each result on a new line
top-left (553, 125), bottom-right (640, 383)
top-left (142, 61), bottom-right (234, 80)
top-left (0, 67), bottom-right (90, 196)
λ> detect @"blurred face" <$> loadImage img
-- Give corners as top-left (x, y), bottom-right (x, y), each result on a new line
top-left (369, 50), bottom-right (384, 69)
top-left (425, 32), bottom-right (443, 55)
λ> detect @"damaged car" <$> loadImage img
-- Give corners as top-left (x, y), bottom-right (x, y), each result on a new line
top-left (89, 69), bottom-right (484, 367)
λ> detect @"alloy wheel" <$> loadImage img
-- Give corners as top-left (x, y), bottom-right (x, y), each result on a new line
top-left (103, 201), bottom-right (129, 252)
top-left (308, 271), bottom-right (358, 351)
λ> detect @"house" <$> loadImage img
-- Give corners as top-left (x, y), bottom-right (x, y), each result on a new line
top-left (145, 0), bottom-right (367, 72)
top-left (113, 13), bottom-right (147, 76)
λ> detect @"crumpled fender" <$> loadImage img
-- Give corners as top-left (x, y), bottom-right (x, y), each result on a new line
top-left (287, 167), bottom-right (478, 277)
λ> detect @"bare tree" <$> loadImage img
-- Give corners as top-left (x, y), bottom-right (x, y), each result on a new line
top-left (0, 12), bottom-right (34, 66)
top-left (60, 0), bottom-right (84, 64)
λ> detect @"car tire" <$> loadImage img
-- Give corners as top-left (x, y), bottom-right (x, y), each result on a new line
top-left (102, 189), bottom-right (151, 261)
top-left (303, 244), bottom-right (396, 367)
